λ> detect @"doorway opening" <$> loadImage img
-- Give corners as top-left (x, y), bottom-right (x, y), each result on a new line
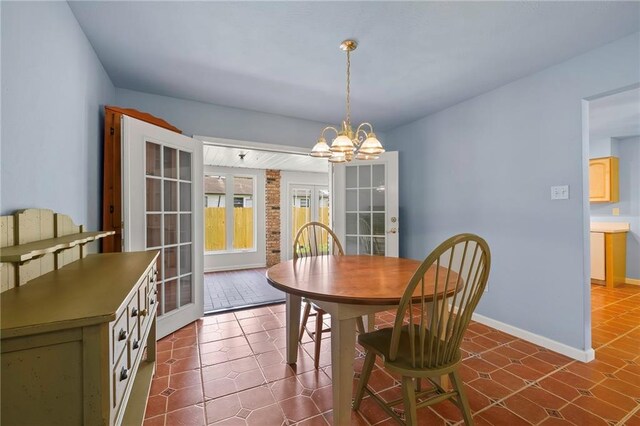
top-left (583, 86), bottom-right (640, 356)
top-left (197, 137), bottom-right (330, 314)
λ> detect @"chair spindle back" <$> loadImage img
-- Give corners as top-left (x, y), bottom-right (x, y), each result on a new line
top-left (389, 234), bottom-right (491, 369)
top-left (293, 222), bottom-right (344, 260)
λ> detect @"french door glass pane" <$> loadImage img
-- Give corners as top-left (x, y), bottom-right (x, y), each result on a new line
top-left (180, 214), bottom-right (191, 243)
top-left (165, 214), bottom-right (177, 245)
top-left (180, 151), bottom-right (191, 181)
top-left (146, 142), bottom-right (161, 177)
top-left (180, 182), bottom-right (191, 212)
top-left (147, 178), bottom-right (161, 211)
top-left (180, 276), bottom-right (192, 307)
top-left (164, 246), bottom-right (177, 279)
top-left (164, 146), bottom-right (177, 179)
top-left (165, 279), bottom-right (177, 313)
top-left (164, 181), bottom-right (177, 211)
top-left (146, 214), bottom-right (161, 248)
top-left (345, 164), bottom-right (386, 256)
top-left (180, 244), bottom-right (192, 275)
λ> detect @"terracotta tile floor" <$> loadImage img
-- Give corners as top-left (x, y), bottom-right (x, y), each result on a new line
top-left (144, 284), bottom-right (640, 425)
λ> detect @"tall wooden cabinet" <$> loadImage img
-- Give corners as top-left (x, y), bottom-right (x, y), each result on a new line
top-left (102, 106), bottom-right (181, 252)
top-left (589, 156), bottom-right (619, 203)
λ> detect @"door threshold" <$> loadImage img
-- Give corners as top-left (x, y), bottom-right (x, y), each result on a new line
top-left (204, 299), bottom-right (285, 316)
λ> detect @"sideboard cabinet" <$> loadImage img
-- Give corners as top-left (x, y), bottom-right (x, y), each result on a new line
top-left (1, 209), bottom-right (158, 425)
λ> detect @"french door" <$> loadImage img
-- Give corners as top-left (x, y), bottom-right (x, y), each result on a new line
top-left (287, 184), bottom-right (329, 259)
top-left (332, 152), bottom-right (399, 257)
top-left (122, 116), bottom-right (204, 339)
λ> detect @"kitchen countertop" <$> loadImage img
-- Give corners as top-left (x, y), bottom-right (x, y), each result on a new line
top-left (590, 222), bottom-right (630, 233)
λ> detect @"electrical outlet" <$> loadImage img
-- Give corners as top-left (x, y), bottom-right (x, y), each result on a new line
top-left (613, 208), bottom-right (620, 216)
top-left (551, 185), bottom-right (569, 200)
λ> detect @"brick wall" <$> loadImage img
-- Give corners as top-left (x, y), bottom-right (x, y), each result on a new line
top-left (265, 170), bottom-right (281, 267)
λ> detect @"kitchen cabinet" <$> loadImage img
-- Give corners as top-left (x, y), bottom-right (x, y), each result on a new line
top-left (589, 157), bottom-right (619, 203)
top-left (590, 223), bottom-right (629, 288)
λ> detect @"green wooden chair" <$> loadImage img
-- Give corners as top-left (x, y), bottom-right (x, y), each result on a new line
top-left (353, 233), bottom-right (491, 425)
top-left (293, 222), bottom-right (365, 369)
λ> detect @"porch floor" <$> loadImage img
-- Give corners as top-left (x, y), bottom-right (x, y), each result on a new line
top-left (204, 268), bottom-right (285, 313)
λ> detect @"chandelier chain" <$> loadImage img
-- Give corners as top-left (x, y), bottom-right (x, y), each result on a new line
top-left (346, 49), bottom-right (351, 126)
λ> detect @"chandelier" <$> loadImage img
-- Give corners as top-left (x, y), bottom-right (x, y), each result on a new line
top-left (309, 40), bottom-right (384, 163)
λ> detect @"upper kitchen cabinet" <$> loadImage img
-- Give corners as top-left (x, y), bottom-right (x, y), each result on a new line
top-left (589, 156), bottom-right (619, 203)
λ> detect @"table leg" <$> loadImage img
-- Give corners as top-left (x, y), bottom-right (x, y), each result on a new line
top-left (365, 314), bottom-right (375, 332)
top-left (330, 316), bottom-right (357, 426)
top-left (285, 294), bottom-right (302, 364)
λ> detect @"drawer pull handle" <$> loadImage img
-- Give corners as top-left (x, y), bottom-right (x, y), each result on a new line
top-left (118, 328), bottom-right (127, 341)
top-left (131, 308), bottom-right (138, 317)
top-left (133, 339), bottom-right (140, 350)
top-left (140, 309), bottom-right (148, 317)
top-left (119, 367), bottom-right (129, 381)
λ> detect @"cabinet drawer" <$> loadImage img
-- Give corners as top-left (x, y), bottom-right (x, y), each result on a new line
top-left (128, 320), bottom-right (142, 367)
top-left (112, 310), bottom-right (128, 362)
top-left (112, 350), bottom-right (130, 412)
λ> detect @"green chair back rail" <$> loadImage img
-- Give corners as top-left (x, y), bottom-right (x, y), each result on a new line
top-left (353, 233), bottom-right (491, 425)
top-left (292, 221), bottom-right (344, 259)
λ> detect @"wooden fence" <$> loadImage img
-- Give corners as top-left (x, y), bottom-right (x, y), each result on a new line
top-left (204, 207), bottom-right (254, 251)
top-left (205, 206), bottom-right (329, 252)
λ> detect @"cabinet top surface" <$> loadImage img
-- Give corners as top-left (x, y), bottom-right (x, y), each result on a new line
top-left (590, 222), bottom-right (630, 233)
top-left (1, 251), bottom-right (158, 338)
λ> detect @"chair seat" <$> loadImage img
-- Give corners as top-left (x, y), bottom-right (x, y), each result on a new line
top-left (358, 325), bottom-right (461, 374)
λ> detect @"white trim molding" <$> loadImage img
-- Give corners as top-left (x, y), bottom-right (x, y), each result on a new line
top-left (625, 277), bottom-right (640, 286)
top-left (472, 312), bottom-right (595, 363)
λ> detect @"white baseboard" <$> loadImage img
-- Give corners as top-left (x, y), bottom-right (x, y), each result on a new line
top-left (625, 277), bottom-right (640, 286)
top-left (471, 312), bottom-right (595, 363)
top-left (204, 263), bottom-right (266, 273)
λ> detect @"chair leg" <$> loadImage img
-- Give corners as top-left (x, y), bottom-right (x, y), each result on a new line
top-left (449, 369), bottom-right (474, 425)
top-left (313, 310), bottom-right (323, 369)
top-left (401, 376), bottom-right (417, 426)
top-left (356, 316), bottom-right (365, 334)
top-left (353, 351), bottom-right (375, 410)
top-left (299, 302), bottom-right (312, 342)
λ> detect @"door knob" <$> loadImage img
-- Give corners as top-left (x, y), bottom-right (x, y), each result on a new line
top-left (387, 228), bottom-right (397, 234)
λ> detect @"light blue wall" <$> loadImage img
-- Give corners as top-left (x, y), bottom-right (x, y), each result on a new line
top-left (385, 33), bottom-right (640, 351)
top-left (115, 88), bottom-right (337, 148)
top-left (591, 137), bottom-right (640, 279)
top-left (1, 1), bottom-right (115, 230)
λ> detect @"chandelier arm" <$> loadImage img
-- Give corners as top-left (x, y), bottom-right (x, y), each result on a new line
top-left (355, 122), bottom-right (374, 135)
top-left (353, 128), bottom-right (369, 148)
top-left (320, 126), bottom-right (340, 139)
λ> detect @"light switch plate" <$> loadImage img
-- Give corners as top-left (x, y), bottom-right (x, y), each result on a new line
top-left (551, 185), bottom-right (569, 200)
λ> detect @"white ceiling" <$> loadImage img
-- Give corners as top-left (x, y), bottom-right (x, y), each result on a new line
top-left (203, 145), bottom-right (329, 173)
top-left (69, 1), bottom-right (640, 130)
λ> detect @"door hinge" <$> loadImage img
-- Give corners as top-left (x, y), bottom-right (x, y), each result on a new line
top-left (110, 127), bottom-right (115, 136)
top-left (109, 205), bottom-right (114, 214)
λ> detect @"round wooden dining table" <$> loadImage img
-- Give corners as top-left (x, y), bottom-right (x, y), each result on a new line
top-left (266, 255), bottom-right (453, 426)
